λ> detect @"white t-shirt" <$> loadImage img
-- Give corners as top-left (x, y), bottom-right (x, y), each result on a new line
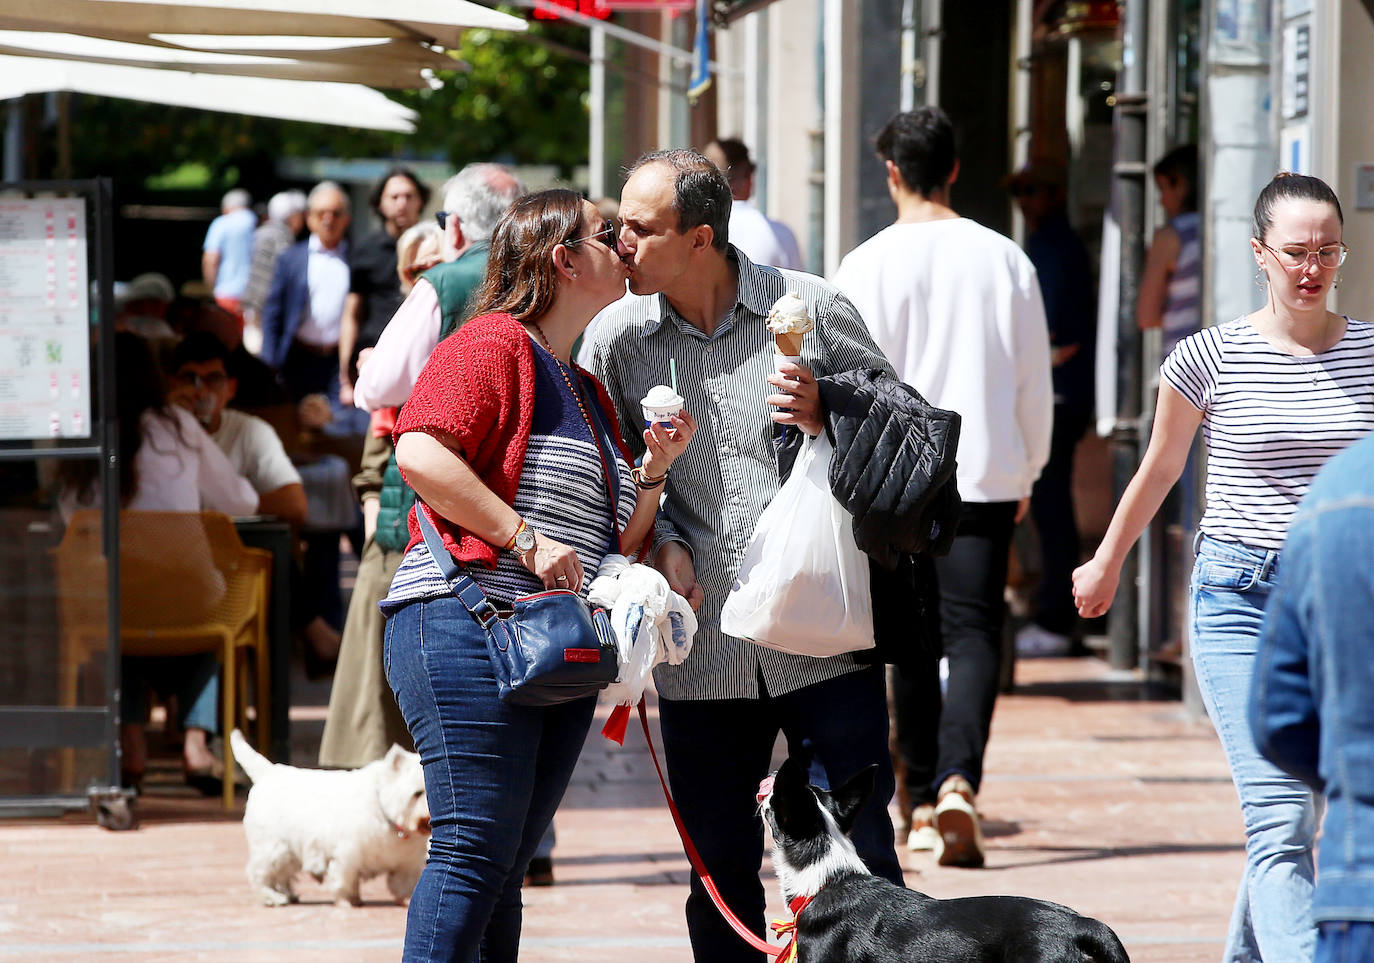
top-left (728, 199), bottom-right (801, 271)
top-left (211, 408), bottom-right (302, 494)
top-left (832, 217), bottom-right (1054, 502)
top-left (60, 406), bottom-right (259, 519)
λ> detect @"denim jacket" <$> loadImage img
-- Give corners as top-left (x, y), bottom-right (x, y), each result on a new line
top-left (1252, 432), bottom-right (1374, 923)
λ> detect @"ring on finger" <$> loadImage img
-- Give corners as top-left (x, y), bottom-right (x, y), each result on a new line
top-left (555, 574), bottom-right (569, 584)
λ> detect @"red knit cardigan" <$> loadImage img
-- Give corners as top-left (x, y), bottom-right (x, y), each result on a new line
top-left (393, 311), bottom-right (638, 568)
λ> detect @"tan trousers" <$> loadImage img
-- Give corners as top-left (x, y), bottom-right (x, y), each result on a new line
top-left (318, 535), bottom-right (410, 768)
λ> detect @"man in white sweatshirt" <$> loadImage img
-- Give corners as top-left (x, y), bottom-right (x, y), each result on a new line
top-left (833, 105), bottom-right (1053, 869)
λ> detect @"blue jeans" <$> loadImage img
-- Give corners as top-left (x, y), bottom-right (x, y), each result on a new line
top-left (384, 594), bottom-right (596, 963)
top-left (658, 665), bottom-right (901, 963)
top-left (1190, 534), bottom-right (1319, 962)
top-left (1317, 921), bottom-right (1374, 963)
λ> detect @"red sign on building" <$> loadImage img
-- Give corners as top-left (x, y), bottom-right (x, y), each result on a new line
top-left (532, 0), bottom-right (694, 18)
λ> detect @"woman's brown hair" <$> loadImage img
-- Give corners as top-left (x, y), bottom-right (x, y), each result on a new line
top-left (466, 189), bottom-right (587, 325)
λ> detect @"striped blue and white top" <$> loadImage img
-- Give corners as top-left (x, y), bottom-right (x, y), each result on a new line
top-left (1162, 315), bottom-right (1374, 550)
top-left (383, 340), bottom-right (636, 610)
top-left (585, 247), bottom-right (895, 701)
top-left (1160, 211), bottom-right (1201, 358)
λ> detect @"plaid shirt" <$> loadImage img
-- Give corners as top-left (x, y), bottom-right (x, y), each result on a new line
top-left (585, 248), bottom-right (894, 701)
top-left (242, 220), bottom-right (295, 318)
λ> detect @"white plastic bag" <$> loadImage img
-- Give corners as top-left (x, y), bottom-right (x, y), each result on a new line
top-left (721, 432), bottom-right (874, 657)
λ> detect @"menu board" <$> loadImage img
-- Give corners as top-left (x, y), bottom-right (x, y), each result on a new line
top-left (0, 197), bottom-right (91, 441)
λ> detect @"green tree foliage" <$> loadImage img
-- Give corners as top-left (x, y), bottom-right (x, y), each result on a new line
top-left (60, 9), bottom-right (589, 197)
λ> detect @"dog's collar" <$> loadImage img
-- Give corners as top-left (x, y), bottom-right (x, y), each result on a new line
top-left (770, 894), bottom-right (814, 963)
top-left (375, 788), bottom-right (410, 840)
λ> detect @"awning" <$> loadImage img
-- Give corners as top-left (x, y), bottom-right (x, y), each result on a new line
top-left (0, 54), bottom-right (418, 130)
top-left (0, 32), bottom-right (447, 87)
top-left (0, 0), bottom-right (527, 49)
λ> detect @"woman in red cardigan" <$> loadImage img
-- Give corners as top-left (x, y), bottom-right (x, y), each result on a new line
top-left (381, 189), bottom-right (696, 962)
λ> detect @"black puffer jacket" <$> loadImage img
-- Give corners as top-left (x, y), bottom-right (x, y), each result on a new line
top-left (775, 368), bottom-right (961, 668)
top-left (817, 368), bottom-right (961, 566)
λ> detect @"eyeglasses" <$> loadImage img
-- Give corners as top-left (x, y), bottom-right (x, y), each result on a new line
top-left (435, 210), bottom-right (450, 230)
top-left (174, 371), bottom-right (228, 389)
top-left (1259, 240), bottom-right (1349, 269)
top-left (565, 217), bottom-right (618, 251)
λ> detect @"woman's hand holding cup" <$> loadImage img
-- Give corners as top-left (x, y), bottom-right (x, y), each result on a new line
top-left (641, 410), bottom-right (697, 479)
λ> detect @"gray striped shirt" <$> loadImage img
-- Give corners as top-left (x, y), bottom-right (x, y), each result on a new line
top-left (585, 247), bottom-right (895, 701)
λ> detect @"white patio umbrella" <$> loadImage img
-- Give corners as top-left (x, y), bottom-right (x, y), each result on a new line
top-left (0, 32), bottom-right (447, 87)
top-left (0, 54), bottom-right (418, 130)
top-left (0, 0), bottom-right (527, 49)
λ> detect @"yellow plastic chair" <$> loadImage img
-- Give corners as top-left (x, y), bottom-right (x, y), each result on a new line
top-left (54, 510), bottom-right (272, 808)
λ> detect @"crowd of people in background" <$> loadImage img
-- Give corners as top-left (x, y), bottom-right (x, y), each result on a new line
top-left (85, 111), bottom-right (1374, 963)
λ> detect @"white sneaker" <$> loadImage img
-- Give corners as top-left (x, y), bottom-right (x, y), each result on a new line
top-left (906, 804), bottom-right (938, 851)
top-left (1015, 623), bottom-right (1072, 658)
top-left (933, 776), bottom-right (985, 868)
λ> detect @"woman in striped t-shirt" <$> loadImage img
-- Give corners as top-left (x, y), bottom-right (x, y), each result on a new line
top-left (1074, 173), bottom-right (1374, 961)
top-left (382, 190), bottom-right (696, 961)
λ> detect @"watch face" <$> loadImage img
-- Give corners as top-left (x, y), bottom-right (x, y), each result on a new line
top-left (514, 529), bottom-right (536, 553)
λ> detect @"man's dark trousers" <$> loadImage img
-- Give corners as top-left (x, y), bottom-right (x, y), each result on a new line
top-left (657, 664), bottom-right (902, 962)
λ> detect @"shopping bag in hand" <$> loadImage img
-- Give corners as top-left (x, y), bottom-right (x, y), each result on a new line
top-left (721, 432), bottom-right (873, 657)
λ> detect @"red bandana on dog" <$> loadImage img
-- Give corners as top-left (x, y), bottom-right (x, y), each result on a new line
top-left (771, 894), bottom-right (813, 962)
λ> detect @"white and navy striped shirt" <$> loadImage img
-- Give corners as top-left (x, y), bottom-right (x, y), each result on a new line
top-left (1162, 316), bottom-right (1374, 550)
top-left (384, 341), bottom-right (636, 609)
top-left (586, 247), bottom-right (895, 701)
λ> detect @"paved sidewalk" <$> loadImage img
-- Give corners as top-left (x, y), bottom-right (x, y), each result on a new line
top-left (0, 656), bottom-right (1241, 962)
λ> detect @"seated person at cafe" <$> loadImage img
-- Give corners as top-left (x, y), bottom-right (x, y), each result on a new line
top-left (170, 331), bottom-right (343, 673)
top-left (170, 332), bottom-right (306, 525)
top-left (56, 331), bottom-right (259, 793)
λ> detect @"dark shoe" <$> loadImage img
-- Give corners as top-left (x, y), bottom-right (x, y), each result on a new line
top-left (524, 857), bottom-right (554, 887)
top-left (184, 763), bottom-right (225, 797)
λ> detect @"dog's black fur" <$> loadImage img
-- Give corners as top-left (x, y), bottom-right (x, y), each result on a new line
top-left (759, 755), bottom-right (1130, 963)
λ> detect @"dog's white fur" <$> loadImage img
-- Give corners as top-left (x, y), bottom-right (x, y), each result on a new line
top-left (761, 786), bottom-right (867, 902)
top-left (230, 729), bottom-right (430, 907)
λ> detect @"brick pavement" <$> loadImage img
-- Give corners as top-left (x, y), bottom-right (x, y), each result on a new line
top-left (0, 656), bottom-right (1241, 962)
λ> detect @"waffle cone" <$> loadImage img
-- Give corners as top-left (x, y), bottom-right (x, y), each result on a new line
top-left (774, 332), bottom-right (804, 356)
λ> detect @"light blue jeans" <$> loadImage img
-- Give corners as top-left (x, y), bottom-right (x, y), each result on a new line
top-left (1190, 534), bottom-right (1319, 962)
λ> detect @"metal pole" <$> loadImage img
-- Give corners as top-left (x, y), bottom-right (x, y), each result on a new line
top-left (1108, 0), bottom-right (1149, 672)
top-left (589, 24), bottom-right (606, 198)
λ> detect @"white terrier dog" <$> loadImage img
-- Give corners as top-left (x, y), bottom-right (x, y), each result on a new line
top-left (230, 729), bottom-right (430, 907)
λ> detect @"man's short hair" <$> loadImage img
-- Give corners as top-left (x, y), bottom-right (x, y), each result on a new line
top-left (172, 330), bottom-right (232, 372)
top-left (440, 163), bottom-right (526, 242)
top-left (626, 149), bottom-right (732, 253)
top-left (369, 166), bottom-right (432, 215)
top-left (222, 188), bottom-right (251, 211)
top-left (703, 137), bottom-right (754, 187)
top-left (308, 180), bottom-right (350, 212)
top-left (874, 107), bottom-right (957, 197)
top-left (267, 190), bottom-right (307, 224)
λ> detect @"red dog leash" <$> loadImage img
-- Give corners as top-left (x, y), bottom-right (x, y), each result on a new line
top-left (634, 700), bottom-right (786, 958)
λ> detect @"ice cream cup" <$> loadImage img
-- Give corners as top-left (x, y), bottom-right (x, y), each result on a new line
top-left (642, 404), bottom-right (682, 428)
top-left (641, 384), bottom-right (685, 428)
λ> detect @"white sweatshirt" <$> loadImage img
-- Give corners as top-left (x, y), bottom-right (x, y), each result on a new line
top-left (832, 218), bottom-right (1053, 502)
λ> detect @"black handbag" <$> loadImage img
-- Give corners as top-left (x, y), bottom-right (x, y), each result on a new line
top-left (416, 504), bottom-right (619, 706)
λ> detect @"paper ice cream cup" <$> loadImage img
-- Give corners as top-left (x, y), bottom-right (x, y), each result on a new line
top-left (640, 384), bottom-right (684, 428)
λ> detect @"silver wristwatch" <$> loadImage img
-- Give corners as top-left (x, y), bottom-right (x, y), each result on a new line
top-left (512, 525), bottom-right (537, 554)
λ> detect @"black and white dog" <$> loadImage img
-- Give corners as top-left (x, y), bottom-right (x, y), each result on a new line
top-left (758, 755), bottom-right (1131, 962)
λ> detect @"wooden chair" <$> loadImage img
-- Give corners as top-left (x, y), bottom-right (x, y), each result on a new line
top-left (54, 510), bottom-right (271, 808)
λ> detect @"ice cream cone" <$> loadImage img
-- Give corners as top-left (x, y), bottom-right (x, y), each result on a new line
top-left (774, 332), bottom-right (804, 356)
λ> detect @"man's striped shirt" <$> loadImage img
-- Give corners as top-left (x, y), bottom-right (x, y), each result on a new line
top-left (585, 247), bottom-right (894, 701)
top-left (1161, 315), bottom-right (1374, 550)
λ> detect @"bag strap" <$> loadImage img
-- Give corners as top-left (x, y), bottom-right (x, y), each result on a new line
top-left (414, 503), bottom-right (500, 629)
top-left (570, 369), bottom-right (624, 555)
